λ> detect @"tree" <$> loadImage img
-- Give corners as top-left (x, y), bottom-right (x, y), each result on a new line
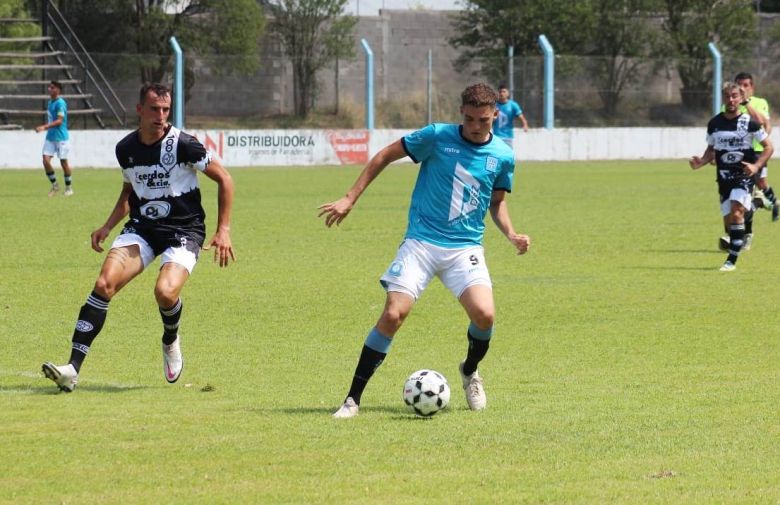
top-left (451, 0), bottom-right (664, 117)
top-left (662, 0), bottom-right (756, 110)
top-left (263, 0), bottom-right (356, 117)
top-left (55, 0), bottom-right (265, 97)
top-left (449, 0), bottom-right (593, 82)
top-left (582, 0), bottom-right (663, 116)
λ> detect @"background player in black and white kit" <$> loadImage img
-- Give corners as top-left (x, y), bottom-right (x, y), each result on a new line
top-left (690, 81), bottom-right (774, 272)
top-left (42, 83), bottom-right (235, 392)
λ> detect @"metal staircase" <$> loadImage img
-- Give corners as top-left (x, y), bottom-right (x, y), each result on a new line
top-left (0, 2), bottom-right (126, 130)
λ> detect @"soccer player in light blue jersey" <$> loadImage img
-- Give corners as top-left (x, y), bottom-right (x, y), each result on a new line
top-left (35, 81), bottom-right (73, 196)
top-left (320, 83), bottom-right (531, 418)
top-left (493, 83), bottom-right (529, 150)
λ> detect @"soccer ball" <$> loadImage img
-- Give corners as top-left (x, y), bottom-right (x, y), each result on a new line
top-left (403, 369), bottom-right (450, 417)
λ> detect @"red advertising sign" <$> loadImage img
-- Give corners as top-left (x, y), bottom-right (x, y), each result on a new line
top-left (328, 130), bottom-right (370, 165)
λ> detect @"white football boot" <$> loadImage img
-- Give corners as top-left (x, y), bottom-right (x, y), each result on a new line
top-left (332, 397), bottom-right (359, 418)
top-left (719, 261), bottom-right (736, 272)
top-left (162, 335), bottom-right (183, 383)
top-left (47, 182), bottom-right (59, 197)
top-left (41, 362), bottom-right (78, 392)
top-left (459, 360), bottom-right (486, 411)
top-left (63, 186), bottom-right (74, 197)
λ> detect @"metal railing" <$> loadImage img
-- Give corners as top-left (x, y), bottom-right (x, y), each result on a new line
top-left (43, 0), bottom-right (126, 127)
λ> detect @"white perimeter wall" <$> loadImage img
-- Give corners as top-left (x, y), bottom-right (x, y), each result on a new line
top-left (0, 127), bottom-right (761, 169)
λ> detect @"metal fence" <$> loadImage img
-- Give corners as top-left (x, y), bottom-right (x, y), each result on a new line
top-left (5, 50), bottom-right (780, 130)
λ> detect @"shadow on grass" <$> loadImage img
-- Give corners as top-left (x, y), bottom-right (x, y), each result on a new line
top-left (621, 265), bottom-right (717, 271)
top-left (0, 383), bottom-right (153, 395)
top-left (645, 249), bottom-right (720, 254)
top-left (254, 405), bottom-right (463, 419)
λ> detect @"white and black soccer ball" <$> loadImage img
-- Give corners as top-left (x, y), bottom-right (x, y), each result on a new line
top-left (403, 369), bottom-right (450, 417)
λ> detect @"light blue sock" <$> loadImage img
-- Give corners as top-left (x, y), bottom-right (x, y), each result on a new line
top-left (365, 327), bottom-right (393, 353)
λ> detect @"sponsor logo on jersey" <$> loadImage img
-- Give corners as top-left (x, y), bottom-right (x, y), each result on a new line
top-left (443, 147), bottom-right (460, 154)
top-left (140, 200), bottom-right (172, 220)
top-left (486, 156), bottom-right (498, 172)
top-left (135, 170), bottom-right (172, 188)
top-left (720, 151), bottom-right (744, 164)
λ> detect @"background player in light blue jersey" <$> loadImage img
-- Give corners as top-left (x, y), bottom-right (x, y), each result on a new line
top-left (493, 83), bottom-right (529, 149)
top-left (320, 83), bottom-right (531, 418)
top-left (35, 80), bottom-right (73, 196)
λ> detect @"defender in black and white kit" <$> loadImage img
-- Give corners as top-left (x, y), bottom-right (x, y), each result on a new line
top-left (114, 124), bottom-right (210, 268)
top-left (42, 83), bottom-right (235, 392)
top-left (690, 81), bottom-right (774, 272)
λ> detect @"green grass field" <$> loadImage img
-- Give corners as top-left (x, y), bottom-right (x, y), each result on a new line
top-left (1, 160), bottom-right (779, 504)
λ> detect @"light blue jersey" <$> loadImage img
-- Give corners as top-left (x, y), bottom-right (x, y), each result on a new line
top-left (46, 97), bottom-right (68, 142)
top-left (493, 100), bottom-right (522, 139)
top-left (401, 123), bottom-right (515, 248)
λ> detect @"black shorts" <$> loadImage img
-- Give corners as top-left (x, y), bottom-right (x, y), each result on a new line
top-left (118, 219), bottom-right (205, 258)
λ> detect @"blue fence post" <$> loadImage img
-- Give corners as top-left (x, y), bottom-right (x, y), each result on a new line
top-left (708, 42), bottom-right (722, 115)
top-left (538, 35), bottom-right (554, 129)
top-left (508, 45), bottom-right (514, 98)
top-left (169, 36), bottom-right (184, 129)
top-left (360, 38), bottom-right (374, 130)
top-left (427, 49), bottom-right (432, 124)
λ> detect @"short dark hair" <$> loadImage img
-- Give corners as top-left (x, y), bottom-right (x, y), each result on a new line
top-left (722, 81), bottom-right (740, 96)
top-left (139, 82), bottom-right (171, 104)
top-left (461, 83), bottom-right (498, 108)
top-left (497, 83), bottom-right (509, 91)
top-left (50, 80), bottom-right (62, 91)
top-left (734, 72), bottom-right (753, 84)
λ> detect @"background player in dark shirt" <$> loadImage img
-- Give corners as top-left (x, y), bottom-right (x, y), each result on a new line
top-left (42, 83), bottom-right (235, 392)
top-left (690, 82), bottom-right (773, 272)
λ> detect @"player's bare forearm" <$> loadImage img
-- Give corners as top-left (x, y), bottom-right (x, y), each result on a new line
top-left (103, 184), bottom-right (132, 230)
top-left (689, 147), bottom-right (714, 170)
top-left (319, 140), bottom-right (407, 227)
top-left (756, 140), bottom-right (774, 169)
top-left (489, 192), bottom-right (530, 255)
top-left (203, 158), bottom-right (236, 266)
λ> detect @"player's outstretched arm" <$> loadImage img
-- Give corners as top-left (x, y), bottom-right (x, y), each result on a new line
top-left (489, 190), bottom-right (530, 255)
top-left (689, 146), bottom-right (714, 170)
top-left (91, 183), bottom-right (132, 252)
top-left (318, 139), bottom-right (407, 227)
top-left (202, 158), bottom-right (235, 267)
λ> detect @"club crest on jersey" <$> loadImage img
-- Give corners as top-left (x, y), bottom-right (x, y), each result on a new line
top-left (160, 127), bottom-right (180, 171)
top-left (486, 156), bottom-right (498, 172)
top-left (736, 114), bottom-right (749, 138)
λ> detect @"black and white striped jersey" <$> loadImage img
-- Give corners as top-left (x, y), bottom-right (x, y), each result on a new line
top-left (706, 113), bottom-right (767, 191)
top-left (115, 125), bottom-right (211, 226)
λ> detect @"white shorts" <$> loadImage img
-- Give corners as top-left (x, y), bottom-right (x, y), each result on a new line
top-left (380, 239), bottom-right (492, 300)
top-left (42, 140), bottom-right (69, 159)
top-left (111, 232), bottom-right (198, 273)
top-left (720, 188), bottom-right (752, 216)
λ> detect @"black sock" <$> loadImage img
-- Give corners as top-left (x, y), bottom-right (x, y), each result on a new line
top-left (159, 298), bottom-right (182, 345)
top-left (765, 186), bottom-right (777, 205)
top-left (462, 332), bottom-right (490, 377)
top-left (64, 175), bottom-right (72, 187)
top-left (69, 291), bottom-right (110, 372)
top-left (745, 210), bottom-right (754, 235)
top-left (346, 345), bottom-right (387, 405)
top-left (726, 223), bottom-right (746, 264)
top-left (46, 171), bottom-right (56, 184)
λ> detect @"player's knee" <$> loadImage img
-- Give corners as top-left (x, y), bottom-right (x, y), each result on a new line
top-left (381, 306), bottom-right (409, 331)
top-left (470, 308), bottom-right (494, 330)
top-left (154, 283), bottom-right (178, 307)
top-left (93, 276), bottom-right (117, 300)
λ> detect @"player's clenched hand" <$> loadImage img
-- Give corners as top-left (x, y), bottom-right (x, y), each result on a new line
top-left (689, 156), bottom-right (704, 170)
top-left (203, 228), bottom-right (235, 267)
top-left (318, 197), bottom-right (353, 227)
top-left (91, 226), bottom-right (111, 253)
top-left (741, 161), bottom-right (759, 176)
top-left (509, 233), bottom-right (531, 255)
